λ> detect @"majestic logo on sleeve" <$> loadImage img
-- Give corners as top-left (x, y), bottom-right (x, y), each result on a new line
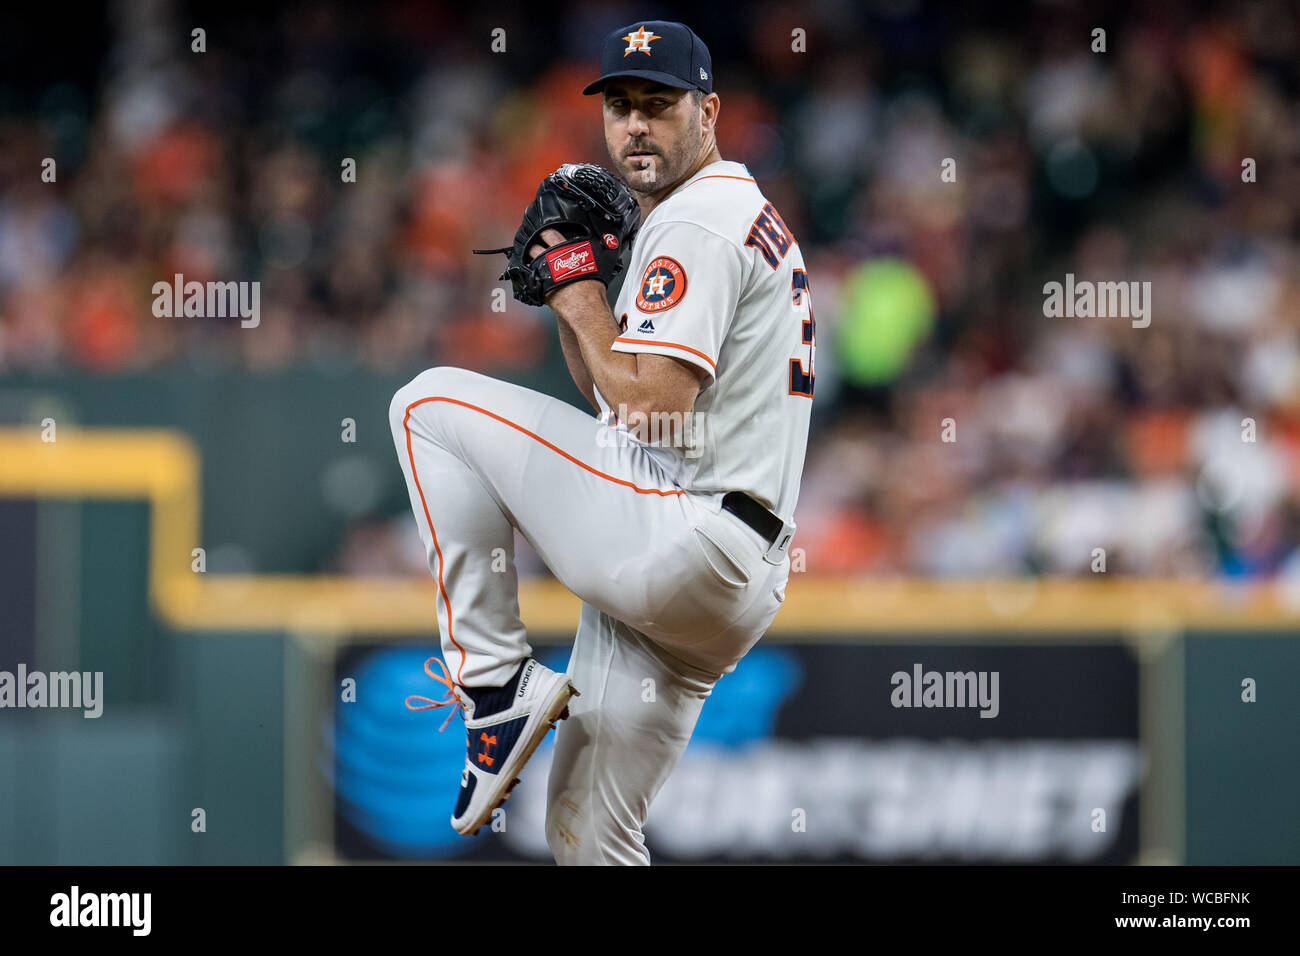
top-left (635, 256), bottom-right (687, 313)
top-left (623, 26), bottom-right (662, 55)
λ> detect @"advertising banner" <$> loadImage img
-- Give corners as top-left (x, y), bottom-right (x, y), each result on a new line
top-left (331, 640), bottom-right (1141, 863)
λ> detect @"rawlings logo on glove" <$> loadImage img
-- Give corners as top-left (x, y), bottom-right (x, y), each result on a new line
top-left (474, 164), bottom-right (641, 307)
top-left (546, 243), bottom-right (598, 281)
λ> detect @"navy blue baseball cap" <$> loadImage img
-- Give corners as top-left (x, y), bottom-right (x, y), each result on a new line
top-left (582, 21), bottom-right (713, 96)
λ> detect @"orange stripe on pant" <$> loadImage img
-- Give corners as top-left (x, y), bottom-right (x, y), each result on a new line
top-left (402, 394), bottom-right (685, 686)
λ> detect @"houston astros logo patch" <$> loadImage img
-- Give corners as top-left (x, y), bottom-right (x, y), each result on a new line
top-left (636, 256), bottom-right (686, 313)
top-left (623, 26), bottom-right (661, 56)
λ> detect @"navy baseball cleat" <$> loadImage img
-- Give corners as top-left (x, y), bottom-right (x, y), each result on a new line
top-left (407, 656), bottom-right (578, 836)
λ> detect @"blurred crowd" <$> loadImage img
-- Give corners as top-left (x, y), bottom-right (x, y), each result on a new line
top-left (2, 0), bottom-right (1299, 578)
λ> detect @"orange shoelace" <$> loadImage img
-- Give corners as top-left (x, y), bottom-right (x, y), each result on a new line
top-left (404, 656), bottom-right (464, 732)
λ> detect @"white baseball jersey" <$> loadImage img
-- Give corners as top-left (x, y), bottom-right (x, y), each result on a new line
top-left (594, 159), bottom-right (816, 524)
top-left (389, 160), bottom-right (814, 865)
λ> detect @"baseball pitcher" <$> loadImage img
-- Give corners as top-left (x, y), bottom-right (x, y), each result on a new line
top-left (389, 19), bottom-right (814, 864)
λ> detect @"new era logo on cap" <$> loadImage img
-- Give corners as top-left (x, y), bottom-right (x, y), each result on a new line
top-left (583, 20), bottom-right (713, 96)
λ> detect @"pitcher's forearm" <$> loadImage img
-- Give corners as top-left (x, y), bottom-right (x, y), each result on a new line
top-left (551, 283), bottom-right (653, 416)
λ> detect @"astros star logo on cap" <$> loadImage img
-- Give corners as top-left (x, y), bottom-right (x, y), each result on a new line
top-left (623, 26), bottom-right (661, 56)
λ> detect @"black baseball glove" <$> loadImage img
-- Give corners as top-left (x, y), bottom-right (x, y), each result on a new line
top-left (474, 163), bottom-right (641, 307)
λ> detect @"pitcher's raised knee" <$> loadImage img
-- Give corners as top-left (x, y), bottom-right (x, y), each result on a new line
top-left (390, 366), bottom-right (479, 433)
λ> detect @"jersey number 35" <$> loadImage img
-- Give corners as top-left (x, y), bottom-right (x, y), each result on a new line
top-left (789, 268), bottom-right (815, 398)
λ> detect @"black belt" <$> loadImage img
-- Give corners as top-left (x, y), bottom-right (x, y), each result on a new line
top-left (721, 491), bottom-right (784, 548)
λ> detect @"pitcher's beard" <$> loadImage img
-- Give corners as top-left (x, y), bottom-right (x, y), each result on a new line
top-left (628, 154), bottom-right (658, 190)
top-left (619, 126), bottom-right (702, 195)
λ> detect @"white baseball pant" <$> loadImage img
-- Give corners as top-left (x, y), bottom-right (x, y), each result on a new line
top-left (389, 365), bottom-right (790, 864)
